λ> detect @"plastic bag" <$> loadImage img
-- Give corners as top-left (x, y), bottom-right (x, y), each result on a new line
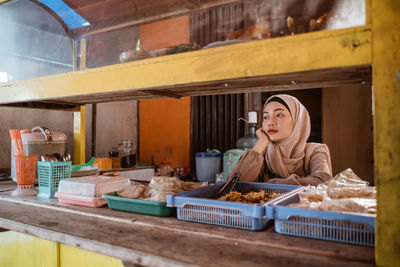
top-left (118, 181), bottom-right (147, 199)
top-left (117, 176), bottom-right (208, 202)
top-left (319, 198), bottom-right (376, 214)
top-left (148, 176), bottom-right (183, 193)
top-left (289, 168), bottom-right (376, 214)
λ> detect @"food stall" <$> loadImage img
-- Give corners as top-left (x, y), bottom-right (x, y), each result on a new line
top-left (0, 0), bottom-right (398, 266)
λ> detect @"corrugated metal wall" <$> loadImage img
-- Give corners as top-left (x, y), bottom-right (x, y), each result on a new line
top-left (190, 2), bottom-right (245, 46)
top-left (191, 94), bottom-right (245, 158)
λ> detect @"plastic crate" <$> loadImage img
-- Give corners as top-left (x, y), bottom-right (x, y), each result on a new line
top-left (103, 192), bottom-right (175, 216)
top-left (167, 182), bottom-right (301, 231)
top-left (37, 161), bottom-right (71, 198)
top-left (272, 192), bottom-right (375, 246)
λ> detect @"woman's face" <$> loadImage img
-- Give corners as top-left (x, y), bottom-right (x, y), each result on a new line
top-left (263, 101), bottom-right (294, 143)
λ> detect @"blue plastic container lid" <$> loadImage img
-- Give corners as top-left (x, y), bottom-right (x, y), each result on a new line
top-left (195, 152), bottom-right (221, 158)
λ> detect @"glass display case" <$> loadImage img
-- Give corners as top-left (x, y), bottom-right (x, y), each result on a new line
top-left (1, 0), bottom-right (365, 84)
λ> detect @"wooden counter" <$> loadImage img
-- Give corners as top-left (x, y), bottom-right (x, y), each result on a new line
top-left (0, 180), bottom-right (374, 266)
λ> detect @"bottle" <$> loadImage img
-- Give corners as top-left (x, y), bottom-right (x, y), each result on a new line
top-left (236, 111), bottom-right (258, 151)
top-left (120, 140), bottom-right (136, 168)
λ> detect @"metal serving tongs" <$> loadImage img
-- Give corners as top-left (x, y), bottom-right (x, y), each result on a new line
top-left (216, 172), bottom-right (241, 199)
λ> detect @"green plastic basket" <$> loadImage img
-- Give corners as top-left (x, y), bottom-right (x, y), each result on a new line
top-left (103, 192), bottom-right (175, 217)
top-left (37, 161), bottom-right (72, 198)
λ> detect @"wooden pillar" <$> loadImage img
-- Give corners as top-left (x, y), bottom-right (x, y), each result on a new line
top-left (73, 106), bottom-right (86, 165)
top-left (371, 0), bottom-right (400, 265)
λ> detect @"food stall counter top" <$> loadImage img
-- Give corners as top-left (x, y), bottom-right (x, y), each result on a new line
top-left (0, 181), bottom-right (374, 266)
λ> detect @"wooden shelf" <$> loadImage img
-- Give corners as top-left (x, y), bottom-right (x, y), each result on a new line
top-left (0, 26), bottom-right (371, 108)
top-left (0, 185), bottom-right (375, 266)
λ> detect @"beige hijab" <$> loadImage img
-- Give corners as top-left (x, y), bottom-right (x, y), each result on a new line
top-left (264, 94), bottom-right (332, 178)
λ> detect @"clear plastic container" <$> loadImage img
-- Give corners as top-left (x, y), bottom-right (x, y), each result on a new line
top-left (223, 149), bottom-right (245, 182)
top-left (236, 111), bottom-right (258, 151)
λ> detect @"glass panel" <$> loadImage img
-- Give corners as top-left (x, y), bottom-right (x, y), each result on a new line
top-left (0, 0), bottom-right (73, 82)
top-left (0, 0), bottom-right (366, 82)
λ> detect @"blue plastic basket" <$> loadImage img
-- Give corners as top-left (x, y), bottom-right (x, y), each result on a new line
top-left (37, 161), bottom-right (72, 198)
top-left (272, 192), bottom-right (375, 246)
top-left (167, 182), bottom-right (300, 231)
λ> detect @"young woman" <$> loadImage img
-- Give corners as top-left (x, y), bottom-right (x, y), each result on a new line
top-left (228, 94), bottom-right (332, 185)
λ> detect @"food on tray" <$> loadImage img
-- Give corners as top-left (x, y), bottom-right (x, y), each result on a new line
top-left (225, 17), bottom-right (270, 41)
top-left (102, 172), bottom-right (121, 177)
top-left (309, 13), bottom-right (328, 32)
top-left (217, 190), bottom-right (281, 204)
top-left (117, 177), bottom-right (207, 202)
top-left (118, 181), bottom-right (148, 199)
top-left (319, 198), bottom-right (376, 214)
top-left (289, 168), bottom-right (376, 214)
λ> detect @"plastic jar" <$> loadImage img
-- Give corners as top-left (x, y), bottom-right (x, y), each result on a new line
top-left (195, 152), bottom-right (221, 182)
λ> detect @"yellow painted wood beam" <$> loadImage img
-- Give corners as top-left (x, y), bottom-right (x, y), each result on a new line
top-left (73, 105), bottom-right (86, 165)
top-left (372, 1), bottom-right (400, 265)
top-left (0, 26), bottom-right (371, 104)
top-left (0, 231), bottom-right (59, 267)
top-left (60, 244), bottom-right (123, 267)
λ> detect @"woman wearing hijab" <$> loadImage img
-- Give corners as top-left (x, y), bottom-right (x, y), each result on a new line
top-left (228, 94), bottom-right (332, 186)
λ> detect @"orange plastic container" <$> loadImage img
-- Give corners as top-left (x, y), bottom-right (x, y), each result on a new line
top-left (15, 154), bottom-right (37, 185)
top-left (93, 158), bottom-right (113, 170)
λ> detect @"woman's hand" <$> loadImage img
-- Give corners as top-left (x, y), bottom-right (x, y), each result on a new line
top-left (253, 128), bottom-right (271, 154)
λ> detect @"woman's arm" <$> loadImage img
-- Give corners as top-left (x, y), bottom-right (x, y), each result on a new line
top-left (227, 128), bottom-right (270, 182)
top-left (267, 151), bottom-right (332, 186)
top-left (227, 150), bottom-right (265, 182)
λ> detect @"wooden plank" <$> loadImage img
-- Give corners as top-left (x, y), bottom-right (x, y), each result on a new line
top-left (139, 89), bottom-right (183, 99)
top-left (371, 0), bottom-right (400, 265)
top-left (0, 62), bottom-right (370, 106)
top-left (0, 102), bottom-right (80, 111)
top-left (0, 180), bottom-right (15, 192)
top-left (0, 26), bottom-right (371, 105)
top-left (0, 192), bottom-right (374, 266)
top-left (322, 85), bottom-right (373, 183)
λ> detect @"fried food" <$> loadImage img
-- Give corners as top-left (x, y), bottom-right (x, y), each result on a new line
top-left (225, 17), bottom-right (270, 41)
top-left (102, 172), bottom-right (121, 177)
top-left (217, 190), bottom-right (281, 204)
top-left (118, 177), bottom-right (207, 202)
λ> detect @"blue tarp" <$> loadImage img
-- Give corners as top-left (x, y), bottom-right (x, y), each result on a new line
top-left (38, 0), bottom-right (90, 29)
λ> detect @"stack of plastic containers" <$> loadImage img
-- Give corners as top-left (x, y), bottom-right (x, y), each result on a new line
top-left (55, 176), bottom-right (130, 207)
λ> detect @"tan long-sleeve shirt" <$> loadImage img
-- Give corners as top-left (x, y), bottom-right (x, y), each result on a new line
top-left (229, 148), bottom-right (332, 186)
